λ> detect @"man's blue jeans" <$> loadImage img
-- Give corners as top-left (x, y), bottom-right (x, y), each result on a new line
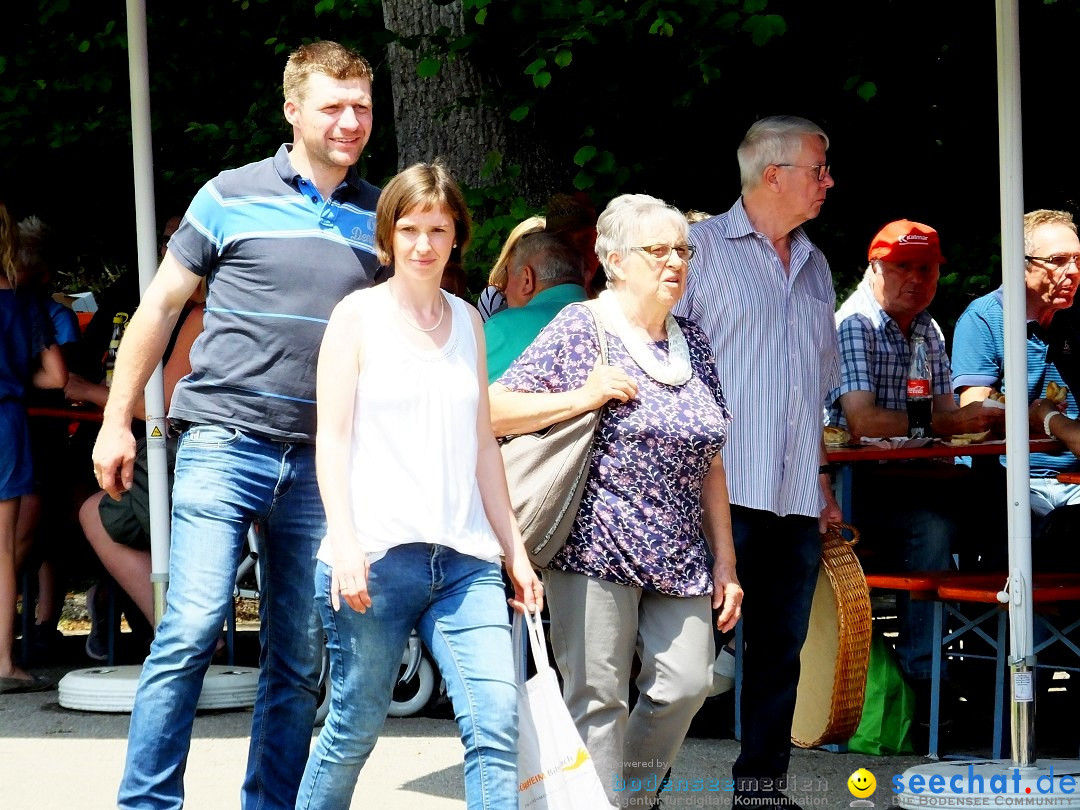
top-left (296, 544), bottom-right (518, 810)
top-left (118, 425), bottom-right (324, 810)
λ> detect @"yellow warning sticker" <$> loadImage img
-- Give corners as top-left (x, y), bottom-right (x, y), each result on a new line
top-left (150, 426), bottom-right (163, 438)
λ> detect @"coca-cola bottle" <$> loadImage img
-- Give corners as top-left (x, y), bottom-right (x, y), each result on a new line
top-left (906, 335), bottom-right (932, 438)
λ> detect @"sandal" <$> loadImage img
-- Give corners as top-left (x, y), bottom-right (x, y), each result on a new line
top-left (0, 674), bottom-right (54, 694)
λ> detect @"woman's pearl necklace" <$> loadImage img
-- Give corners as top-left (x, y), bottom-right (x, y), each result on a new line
top-left (391, 282), bottom-right (446, 333)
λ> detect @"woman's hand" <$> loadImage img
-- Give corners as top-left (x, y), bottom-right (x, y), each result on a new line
top-left (581, 364), bottom-right (638, 409)
top-left (330, 542), bottom-right (372, 614)
top-left (505, 553), bottom-right (544, 615)
top-left (712, 561), bottom-right (743, 633)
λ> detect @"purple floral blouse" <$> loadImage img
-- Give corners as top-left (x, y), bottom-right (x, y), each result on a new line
top-left (498, 304), bottom-right (732, 597)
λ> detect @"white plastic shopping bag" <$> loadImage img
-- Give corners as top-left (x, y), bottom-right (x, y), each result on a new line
top-left (514, 610), bottom-right (614, 810)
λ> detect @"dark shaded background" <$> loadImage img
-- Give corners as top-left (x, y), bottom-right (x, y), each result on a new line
top-left (2, 0), bottom-right (1078, 335)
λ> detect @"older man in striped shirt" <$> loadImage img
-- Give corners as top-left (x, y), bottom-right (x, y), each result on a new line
top-left (674, 115), bottom-right (840, 810)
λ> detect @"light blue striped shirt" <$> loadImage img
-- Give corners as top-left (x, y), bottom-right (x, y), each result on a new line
top-left (674, 198), bottom-right (839, 518)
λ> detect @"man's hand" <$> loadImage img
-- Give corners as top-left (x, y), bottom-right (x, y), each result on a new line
top-left (64, 372), bottom-right (107, 408)
top-left (92, 421), bottom-right (138, 500)
top-left (937, 400), bottom-right (1006, 437)
top-left (1029, 398), bottom-right (1066, 433)
top-left (819, 500), bottom-right (843, 534)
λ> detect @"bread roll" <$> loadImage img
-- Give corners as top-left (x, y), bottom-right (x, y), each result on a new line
top-left (823, 425), bottom-right (851, 447)
top-left (1047, 381), bottom-right (1069, 405)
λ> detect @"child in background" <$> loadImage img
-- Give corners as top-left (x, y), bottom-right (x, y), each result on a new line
top-left (0, 201), bottom-right (66, 692)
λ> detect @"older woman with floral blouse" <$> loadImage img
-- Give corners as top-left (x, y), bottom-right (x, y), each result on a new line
top-left (489, 193), bottom-right (743, 810)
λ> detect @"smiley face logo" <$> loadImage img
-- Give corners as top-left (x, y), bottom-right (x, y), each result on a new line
top-left (848, 768), bottom-right (876, 798)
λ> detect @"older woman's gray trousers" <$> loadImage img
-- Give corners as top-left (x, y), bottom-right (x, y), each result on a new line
top-left (543, 569), bottom-right (713, 809)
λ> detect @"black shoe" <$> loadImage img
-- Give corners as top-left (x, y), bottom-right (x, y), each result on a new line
top-left (733, 789), bottom-right (804, 809)
top-left (84, 583), bottom-right (110, 662)
top-left (30, 624), bottom-right (65, 665)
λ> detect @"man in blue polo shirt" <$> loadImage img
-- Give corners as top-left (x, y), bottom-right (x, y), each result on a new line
top-left (484, 232), bottom-right (586, 382)
top-left (952, 209), bottom-right (1080, 524)
top-left (92, 41), bottom-right (380, 810)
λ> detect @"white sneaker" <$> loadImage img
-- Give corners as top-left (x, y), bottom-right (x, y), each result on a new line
top-left (709, 646), bottom-right (736, 697)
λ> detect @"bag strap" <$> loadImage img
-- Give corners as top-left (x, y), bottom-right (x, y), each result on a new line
top-left (512, 609), bottom-right (553, 683)
top-left (577, 301), bottom-right (608, 367)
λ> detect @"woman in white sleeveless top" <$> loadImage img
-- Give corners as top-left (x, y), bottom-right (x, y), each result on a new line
top-left (296, 163), bottom-right (543, 810)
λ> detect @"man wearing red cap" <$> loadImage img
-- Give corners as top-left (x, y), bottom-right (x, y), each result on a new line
top-left (827, 220), bottom-right (1002, 730)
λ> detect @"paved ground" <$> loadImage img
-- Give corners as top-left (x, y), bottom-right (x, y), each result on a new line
top-left (2, 630), bottom-right (1077, 809)
top-left (1, 677), bottom-right (924, 810)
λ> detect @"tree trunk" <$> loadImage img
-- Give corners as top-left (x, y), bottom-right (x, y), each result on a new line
top-left (382, 0), bottom-right (558, 203)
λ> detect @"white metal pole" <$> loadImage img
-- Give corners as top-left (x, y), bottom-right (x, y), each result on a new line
top-left (125, 0), bottom-right (170, 625)
top-left (995, 0), bottom-right (1035, 767)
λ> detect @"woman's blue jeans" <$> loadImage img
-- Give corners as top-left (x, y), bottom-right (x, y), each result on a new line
top-left (296, 544), bottom-right (518, 810)
top-left (118, 425), bottom-right (325, 810)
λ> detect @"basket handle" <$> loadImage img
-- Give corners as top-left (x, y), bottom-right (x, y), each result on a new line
top-left (822, 521), bottom-right (860, 546)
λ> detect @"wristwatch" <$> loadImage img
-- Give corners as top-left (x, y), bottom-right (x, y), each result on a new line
top-left (818, 464), bottom-right (836, 478)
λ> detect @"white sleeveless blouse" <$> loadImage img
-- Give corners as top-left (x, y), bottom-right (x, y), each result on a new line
top-left (317, 288), bottom-right (501, 566)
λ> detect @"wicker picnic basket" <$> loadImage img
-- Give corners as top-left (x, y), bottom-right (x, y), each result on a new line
top-left (790, 522), bottom-right (872, 749)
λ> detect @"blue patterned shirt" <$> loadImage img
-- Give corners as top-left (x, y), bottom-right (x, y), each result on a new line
top-left (673, 198), bottom-right (839, 519)
top-left (827, 277), bottom-right (952, 427)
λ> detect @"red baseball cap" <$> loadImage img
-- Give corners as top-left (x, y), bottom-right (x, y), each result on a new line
top-left (868, 220), bottom-right (946, 264)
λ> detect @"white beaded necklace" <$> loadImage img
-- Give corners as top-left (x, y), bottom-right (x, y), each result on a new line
top-left (391, 282), bottom-right (446, 333)
top-left (596, 290), bottom-right (691, 386)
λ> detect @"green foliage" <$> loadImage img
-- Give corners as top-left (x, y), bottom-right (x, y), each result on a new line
top-left (441, 0), bottom-right (811, 205)
top-left (1, 0), bottom-right (396, 287)
top-left (459, 170), bottom-right (540, 297)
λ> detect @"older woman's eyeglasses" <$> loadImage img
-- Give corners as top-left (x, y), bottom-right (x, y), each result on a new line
top-left (631, 244), bottom-right (696, 263)
top-left (775, 163), bottom-right (831, 182)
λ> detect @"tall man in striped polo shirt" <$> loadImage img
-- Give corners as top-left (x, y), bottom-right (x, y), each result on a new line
top-left (92, 41), bottom-right (381, 810)
top-left (674, 116), bottom-right (841, 810)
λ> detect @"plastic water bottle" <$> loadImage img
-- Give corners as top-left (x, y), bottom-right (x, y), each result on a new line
top-left (906, 336), bottom-right (932, 438)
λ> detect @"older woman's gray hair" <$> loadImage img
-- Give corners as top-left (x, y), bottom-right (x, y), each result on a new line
top-left (737, 116), bottom-right (829, 195)
top-left (594, 193), bottom-right (688, 283)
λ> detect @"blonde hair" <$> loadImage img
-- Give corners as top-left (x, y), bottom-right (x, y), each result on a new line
top-left (487, 216), bottom-right (546, 291)
top-left (0, 201), bottom-right (18, 288)
top-left (283, 41), bottom-right (373, 103)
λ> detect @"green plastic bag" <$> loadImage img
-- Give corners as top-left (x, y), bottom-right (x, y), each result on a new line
top-left (846, 634), bottom-right (916, 755)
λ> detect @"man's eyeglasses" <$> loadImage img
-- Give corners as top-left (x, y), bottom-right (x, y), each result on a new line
top-left (1025, 254), bottom-right (1080, 270)
top-left (631, 244), bottom-right (696, 263)
top-left (775, 163), bottom-right (831, 182)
